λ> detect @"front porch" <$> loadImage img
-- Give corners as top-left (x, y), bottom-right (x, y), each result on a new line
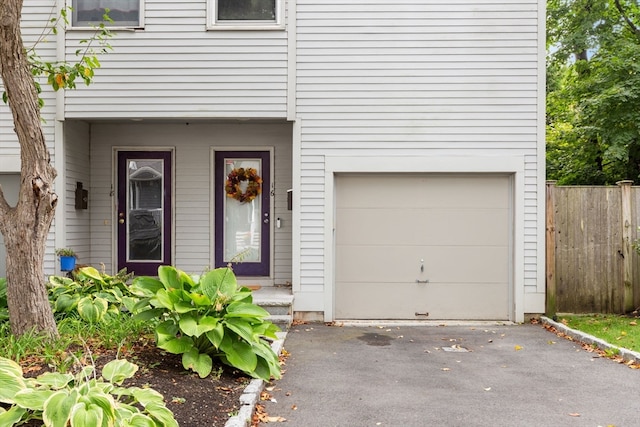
top-left (58, 120), bottom-right (294, 285)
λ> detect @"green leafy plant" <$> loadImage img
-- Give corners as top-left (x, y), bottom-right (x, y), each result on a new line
top-left (48, 266), bottom-right (138, 323)
top-left (54, 248), bottom-right (77, 258)
top-left (0, 278), bottom-right (7, 323)
top-left (0, 356), bottom-right (178, 427)
top-left (131, 266), bottom-right (281, 381)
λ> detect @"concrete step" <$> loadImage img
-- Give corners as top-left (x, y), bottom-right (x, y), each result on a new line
top-left (251, 286), bottom-right (294, 329)
top-left (267, 314), bottom-right (294, 329)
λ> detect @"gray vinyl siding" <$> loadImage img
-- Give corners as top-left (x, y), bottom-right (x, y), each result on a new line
top-left (88, 121), bottom-right (292, 283)
top-left (63, 0), bottom-right (289, 119)
top-left (295, 0), bottom-right (543, 297)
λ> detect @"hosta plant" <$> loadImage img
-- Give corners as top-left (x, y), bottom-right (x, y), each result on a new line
top-left (131, 266), bottom-right (281, 381)
top-left (48, 266), bottom-right (138, 323)
top-left (0, 356), bottom-right (178, 427)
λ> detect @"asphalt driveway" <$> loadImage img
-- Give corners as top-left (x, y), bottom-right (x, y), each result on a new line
top-left (259, 322), bottom-right (640, 427)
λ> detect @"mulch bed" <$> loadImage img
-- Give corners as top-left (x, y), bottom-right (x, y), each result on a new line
top-left (13, 342), bottom-right (251, 427)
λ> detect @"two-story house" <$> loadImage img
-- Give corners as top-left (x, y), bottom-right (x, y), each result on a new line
top-left (0, 0), bottom-right (545, 323)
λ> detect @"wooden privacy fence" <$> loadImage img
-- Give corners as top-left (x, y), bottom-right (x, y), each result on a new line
top-left (546, 181), bottom-right (640, 315)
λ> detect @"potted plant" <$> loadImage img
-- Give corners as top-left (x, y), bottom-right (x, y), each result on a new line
top-left (55, 248), bottom-right (77, 271)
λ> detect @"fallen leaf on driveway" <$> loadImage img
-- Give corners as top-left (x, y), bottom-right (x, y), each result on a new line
top-left (260, 391), bottom-right (272, 401)
top-left (514, 345), bottom-right (523, 351)
top-left (252, 404), bottom-right (287, 425)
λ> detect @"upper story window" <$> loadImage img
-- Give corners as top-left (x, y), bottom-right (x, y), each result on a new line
top-left (72, 0), bottom-right (142, 28)
top-left (210, 0), bottom-right (283, 29)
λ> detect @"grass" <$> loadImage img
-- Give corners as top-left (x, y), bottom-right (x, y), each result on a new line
top-left (559, 314), bottom-right (640, 353)
top-left (0, 313), bottom-right (154, 369)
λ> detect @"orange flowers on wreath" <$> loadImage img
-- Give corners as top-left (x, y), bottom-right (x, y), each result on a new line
top-left (225, 167), bottom-right (263, 203)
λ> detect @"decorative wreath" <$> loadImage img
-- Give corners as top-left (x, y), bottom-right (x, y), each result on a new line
top-left (225, 167), bottom-right (263, 203)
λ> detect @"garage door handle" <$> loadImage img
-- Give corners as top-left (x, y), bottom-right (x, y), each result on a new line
top-left (415, 279), bottom-right (429, 283)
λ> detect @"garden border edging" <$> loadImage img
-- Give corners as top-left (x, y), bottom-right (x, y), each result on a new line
top-left (225, 331), bottom-right (287, 427)
top-left (541, 316), bottom-right (640, 364)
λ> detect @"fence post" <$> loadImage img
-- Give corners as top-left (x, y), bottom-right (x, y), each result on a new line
top-left (617, 180), bottom-right (635, 313)
top-left (546, 181), bottom-right (557, 318)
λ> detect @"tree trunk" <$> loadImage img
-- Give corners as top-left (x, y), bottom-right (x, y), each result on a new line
top-left (0, 0), bottom-right (58, 337)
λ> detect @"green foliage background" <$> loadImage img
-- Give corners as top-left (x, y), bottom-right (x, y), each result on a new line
top-left (547, 0), bottom-right (640, 184)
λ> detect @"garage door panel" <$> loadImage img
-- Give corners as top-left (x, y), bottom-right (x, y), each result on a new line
top-left (337, 174), bottom-right (509, 209)
top-left (335, 282), bottom-right (508, 320)
top-left (336, 208), bottom-right (509, 247)
top-left (335, 173), bottom-right (512, 320)
top-left (424, 283), bottom-right (509, 319)
top-left (336, 245), bottom-right (509, 284)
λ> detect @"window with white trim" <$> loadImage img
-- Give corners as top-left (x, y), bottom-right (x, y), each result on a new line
top-left (211, 0), bottom-right (282, 28)
top-left (72, 0), bottom-right (142, 28)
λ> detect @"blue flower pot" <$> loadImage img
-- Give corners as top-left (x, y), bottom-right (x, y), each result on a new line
top-left (60, 256), bottom-right (76, 271)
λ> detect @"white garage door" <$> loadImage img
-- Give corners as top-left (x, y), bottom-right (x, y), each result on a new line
top-left (335, 173), bottom-right (512, 320)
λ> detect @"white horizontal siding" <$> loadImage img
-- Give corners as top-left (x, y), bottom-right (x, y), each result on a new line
top-left (294, 0), bottom-right (543, 305)
top-left (1, 1), bottom-right (57, 161)
top-left (64, 0), bottom-right (289, 119)
top-left (0, 1), bottom-right (60, 273)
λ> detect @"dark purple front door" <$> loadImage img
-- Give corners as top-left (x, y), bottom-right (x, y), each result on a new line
top-left (215, 151), bottom-right (270, 276)
top-left (117, 151), bottom-right (172, 276)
